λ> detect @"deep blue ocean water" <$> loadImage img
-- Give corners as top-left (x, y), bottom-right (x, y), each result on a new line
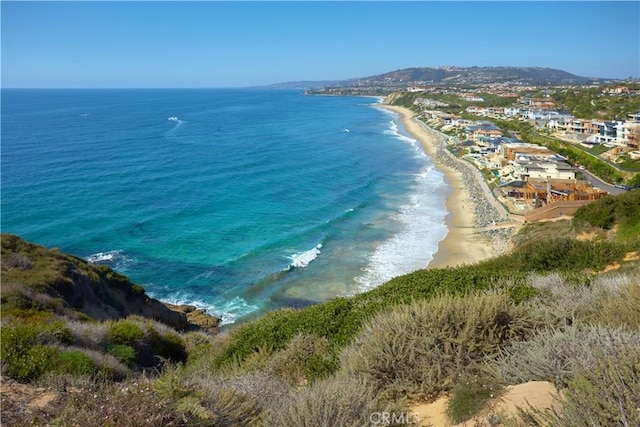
top-left (1, 89), bottom-right (448, 324)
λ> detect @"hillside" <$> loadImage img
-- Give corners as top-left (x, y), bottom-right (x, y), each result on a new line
top-left (278, 66), bottom-right (612, 91)
top-left (361, 66), bottom-right (602, 86)
top-left (1, 235), bottom-right (221, 332)
top-left (1, 192), bottom-right (639, 426)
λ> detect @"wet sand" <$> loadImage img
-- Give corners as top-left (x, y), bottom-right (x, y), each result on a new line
top-left (378, 104), bottom-right (501, 268)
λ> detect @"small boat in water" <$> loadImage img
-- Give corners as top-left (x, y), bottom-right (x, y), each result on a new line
top-left (168, 116), bottom-right (179, 121)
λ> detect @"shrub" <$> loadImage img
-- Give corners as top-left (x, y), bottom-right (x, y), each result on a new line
top-left (446, 374), bottom-right (504, 424)
top-left (171, 369), bottom-right (284, 426)
top-left (537, 342), bottom-right (640, 426)
top-left (67, 347), bottom-right (129, 380)
top-left (66, 319), bottom-right (109, 350)
top-left (264, 374), bottom-right (403, 427)
top-left (525, 272), bottom-right (632, 326)
top-left (339, 292), bottom-right (542, 401)
top-left (485, 238), bottom-right (627, 273)
top-left (148, 326), bottom-right (187, 363)
top-left (108, 321), bottom-right (144, 346)
top-left (131, 284), bottom-right (146, 295)
top-left (266, 333), bottom-right (332, 386)
top-left (490, 324), bottom-right (640, 389)
top-left (0, 325), bottom-right (58, 382)
top-left (0, 307), bottom-right (53, 324)
top-left (38, 320), bottom-right (73, 346)
top-left (214, 267), bottom-right (531, 372)
top-left (107, 344), bottom-right (137, 367)
top-left (595, 275), bottom-right (640, 329)
top-left (2, 252), bottom-right (33, 270)
top-left (573, 189), bottom-right (640, 231)
top-left (0, 288), bottom-right (41, 312)
top-left (55, 349), bottom-right (97, 377)
top-left (200, 384), bottom-right (263, 426)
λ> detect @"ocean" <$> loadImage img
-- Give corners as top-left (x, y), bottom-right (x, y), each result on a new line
top-left (1, 88), bottom-right (449, 324)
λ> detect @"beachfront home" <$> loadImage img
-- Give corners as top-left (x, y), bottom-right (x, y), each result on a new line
top-left (501, 142), bottom-right (556, 163)
top-left (473, 128), bottom-right (503, 143)
top-left (520, 162), bottom-right (576, 181)
top-left (499, 179), bottom-right (607, 219)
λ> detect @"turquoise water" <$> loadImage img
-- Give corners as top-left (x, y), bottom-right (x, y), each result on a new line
top-left (1, 89), bottom-right (448, 323)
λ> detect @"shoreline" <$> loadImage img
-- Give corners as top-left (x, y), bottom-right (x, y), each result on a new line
top-left (378, 104), bottom-right (516, 269)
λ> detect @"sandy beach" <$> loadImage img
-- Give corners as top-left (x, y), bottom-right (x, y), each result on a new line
top-left (378, 104), bottom-right (506, 269)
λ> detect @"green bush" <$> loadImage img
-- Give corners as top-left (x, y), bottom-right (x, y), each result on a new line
top-left (55, 349), bottom-right (97, 377)
top-left (266, 333), bottom-right (333, 386)
top-left (573, 190), bottom-right (640, 231)
top-left (148, 326), bottom-right (187, 363)
top-left (483, 238), bottom-right (627, 273)
top-left (446, 374), bottom-right (504, 424)
top-left (108, 321), bottom-right (144, 346)
top-left (0, 325), bottom-right (58, 382)
top-left (107, 344), bottom-right (137, 367)
top-left (214, 267), bottom-right (533, 372)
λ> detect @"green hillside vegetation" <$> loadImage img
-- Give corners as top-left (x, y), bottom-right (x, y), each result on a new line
top-left (551, 84), bottom-right (640, 120)
top-left (2, 192), bottom-right (639, 426)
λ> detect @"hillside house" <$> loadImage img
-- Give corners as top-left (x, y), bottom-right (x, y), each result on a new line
top-left (501, 142), bottom-right (556, 163)
top-left (521, 161), bottom-right (576, 180)
top-left (473, 128), bottom-right (503, 143)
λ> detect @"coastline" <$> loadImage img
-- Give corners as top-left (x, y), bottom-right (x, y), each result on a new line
top-left (377, 104), bottom-right (514, 269)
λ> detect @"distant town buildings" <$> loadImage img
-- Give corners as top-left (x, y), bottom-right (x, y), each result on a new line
top-left (416, 101), bottom-right (636, 218)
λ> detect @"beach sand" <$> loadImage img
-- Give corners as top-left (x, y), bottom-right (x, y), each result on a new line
top-left (378, 104), bottom-right (500, 269)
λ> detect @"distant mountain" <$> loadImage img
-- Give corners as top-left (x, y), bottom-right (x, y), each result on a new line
top-left (357, 66), bottom-right (606, 86)
top-left (274, 66), bottom-right (613, 90)
top-left (261, 80), bottom-right (339, 89)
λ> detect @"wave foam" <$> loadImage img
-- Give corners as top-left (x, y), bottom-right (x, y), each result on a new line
top-left (85, 250), bottom-right (135, 270)
top-left (86, 250), bottom-right (119, 263)
top-left (288, 244), bottom-right (323, 269)
top-left (354, 166), bottom-right (448, 292)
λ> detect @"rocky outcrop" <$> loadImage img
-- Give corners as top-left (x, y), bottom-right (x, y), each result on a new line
top-left (166, 304), bottom-right (222, 333)
top-left (1, 234), bottom-right (221, 332)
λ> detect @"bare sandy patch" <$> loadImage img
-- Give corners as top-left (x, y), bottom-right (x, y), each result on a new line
top-left (411, 381), bottom-right (560, 427)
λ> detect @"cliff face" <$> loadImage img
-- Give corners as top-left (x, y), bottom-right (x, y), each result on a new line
top-left (382, 92), bottom-right (406, 105)
top-left (0, 234), bottom-right (220, 331)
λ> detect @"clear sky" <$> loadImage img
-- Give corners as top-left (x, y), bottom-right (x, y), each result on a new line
top-left (2, 1), bottom-right (639, 88)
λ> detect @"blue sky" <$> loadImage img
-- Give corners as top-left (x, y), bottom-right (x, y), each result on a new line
top-left (2, 1), bottom-right (639, 88)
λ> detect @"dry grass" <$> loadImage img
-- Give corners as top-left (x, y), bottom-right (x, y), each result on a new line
top-left (525, 271), bottom-right (638, 327)
top-left (594, 273), bottom-right (640, 329)
top-left (490, 324), bottom-right (640, 389)
top-left (65, 319), bottom-right (110, 350)
top-left (54, 378), bottom-right (189, 426)
top-left (265, 333), bottom-right (330, 386)
top-left (523, 340), bottom-right (640, 426)
top-left (263, 373), bottom-right (404, 427)
top-left (339, 292), bottom-right (543, 402)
